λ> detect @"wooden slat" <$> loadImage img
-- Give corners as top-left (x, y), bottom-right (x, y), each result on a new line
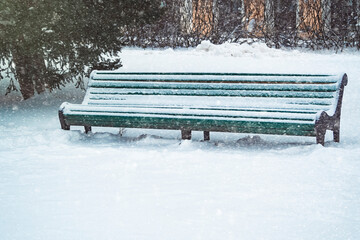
top-left (64, 113), bottom-right (316, 136)
top-left (93, 71), bottom-right (333, 77)
top-left (84, 95), bottom-right (334, 110)
top-left (90, 79), bottom-right (338, 85)
top-left (88, 81), bottom-right (338, 92)
top-left (66, 105), bottom-right (317, 122)
top-left (72, 104), bottom-right (322, 114)
top-left (87, 89), bottom-right (335, 99)
top-left (91, 74), bottom-right (339, 84)
top-left (67, 111), bottom-right (316, 123)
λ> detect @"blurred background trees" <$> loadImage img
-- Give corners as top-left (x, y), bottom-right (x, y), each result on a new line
top-left (123, 0), bottom-right (360, 50)
top-left (1, 0), bottom-right (359, 99)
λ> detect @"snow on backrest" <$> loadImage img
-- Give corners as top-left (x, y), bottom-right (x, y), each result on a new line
top-left (83, 71), bottom-right (344, 115)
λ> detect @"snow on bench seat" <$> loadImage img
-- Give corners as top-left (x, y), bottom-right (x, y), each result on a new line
top-left (59, 71), bottom-right (348, 145)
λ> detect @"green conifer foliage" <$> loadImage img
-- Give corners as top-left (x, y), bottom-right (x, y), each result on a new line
top-left (0, 0), bottom-right (163, 99)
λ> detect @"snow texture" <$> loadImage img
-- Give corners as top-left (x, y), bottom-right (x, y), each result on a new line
top-left (1, 41), bottom-right (360, 239)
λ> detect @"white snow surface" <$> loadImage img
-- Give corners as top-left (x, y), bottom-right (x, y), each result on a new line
top-left (1, 41), bottom-right (360, 239)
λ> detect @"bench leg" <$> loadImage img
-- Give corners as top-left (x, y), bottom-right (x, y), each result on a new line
top-left (84, 126), bottom-right (92, 134)
top-left (181, 130), bottom-right (192, 140)
top-left (58, 110), bottom-right (70, 130)
top-left (316, 128), bottom-right (326, 146)
top-left (333, 119), bottom-right (340, 143)
top-left (316, 134), bottom-right (325, 146)
top-left (204, 131), bottom-right (210, 141)
top-left (333, 128), bottom-right (340, 143)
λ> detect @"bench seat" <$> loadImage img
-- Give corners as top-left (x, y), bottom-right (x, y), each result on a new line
top-left (59, 72), bottom-right (348, 145)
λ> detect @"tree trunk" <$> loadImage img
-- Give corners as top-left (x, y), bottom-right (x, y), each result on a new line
top-left (12, 49), bottom-right (47, 100)
top-left (33, 53), bottom-right (47, 95)
top-left (13, 52), bottom-right (35, 100)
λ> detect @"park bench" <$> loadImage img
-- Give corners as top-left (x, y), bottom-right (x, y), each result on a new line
top-left (59, 71), bottom-right (348, 145)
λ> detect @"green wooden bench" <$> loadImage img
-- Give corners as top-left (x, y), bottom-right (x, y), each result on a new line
top-left (59, 71), bottom-right (348, 145)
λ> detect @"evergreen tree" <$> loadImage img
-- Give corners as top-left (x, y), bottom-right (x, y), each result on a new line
top-left (0, 0), bottom-right (163, 99)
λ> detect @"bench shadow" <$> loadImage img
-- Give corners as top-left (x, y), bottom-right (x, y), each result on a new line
top-left (212, 135), bottom-right (315, 151)
top-left (69, 130), bottom-right (318, 151)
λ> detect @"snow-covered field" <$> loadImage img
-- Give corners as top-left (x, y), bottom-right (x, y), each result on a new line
top-left (1, 42), bottom-right (360, 239)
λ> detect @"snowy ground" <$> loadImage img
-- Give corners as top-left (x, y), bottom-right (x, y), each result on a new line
top-left (1, 42), bottom-right (360, 239)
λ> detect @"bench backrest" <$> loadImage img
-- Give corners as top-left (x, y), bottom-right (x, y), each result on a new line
top-left (84, 71), bottom-right (347, 117)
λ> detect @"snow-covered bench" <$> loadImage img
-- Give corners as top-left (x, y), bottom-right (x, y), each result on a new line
top-left (59, 71), bottom-right (348, 145)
